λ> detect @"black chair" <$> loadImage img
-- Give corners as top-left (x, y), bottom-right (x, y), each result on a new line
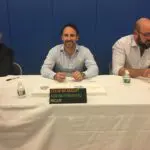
top-left (12, 62), bottom-right (22, 75)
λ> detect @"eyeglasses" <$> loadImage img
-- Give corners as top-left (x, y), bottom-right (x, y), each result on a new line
top-left (138, 31), bottom-right (150, 37)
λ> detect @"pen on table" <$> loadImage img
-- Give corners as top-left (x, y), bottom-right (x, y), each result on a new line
top-left (6, 77), bottom-right (20, 81)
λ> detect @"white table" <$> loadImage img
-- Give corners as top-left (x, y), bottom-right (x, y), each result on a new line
top-left (0, 75), bottom-right (150, 150)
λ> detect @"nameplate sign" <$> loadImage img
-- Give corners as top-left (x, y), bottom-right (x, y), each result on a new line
top-left (49, 88), bottom-right (87, 104)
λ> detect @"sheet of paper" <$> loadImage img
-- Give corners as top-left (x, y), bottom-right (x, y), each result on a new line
top-left (31, 81), bottom-right (106, 97)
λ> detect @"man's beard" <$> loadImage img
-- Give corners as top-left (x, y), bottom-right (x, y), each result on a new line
top-left (137, 36), bottom-right (150, 50)
top-left (64, 40), bottom-right (75, 49)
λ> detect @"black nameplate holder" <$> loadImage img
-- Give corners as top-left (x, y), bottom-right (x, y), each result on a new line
top-left (49, 88), bottom-right (87, 104)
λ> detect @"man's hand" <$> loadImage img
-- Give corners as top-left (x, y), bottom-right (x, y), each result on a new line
top-left (72, 71), bottom-right (85, 81)
top-left (54, 72), bottom-right (66, 82)
top-left (143, 69), bottom-right (150, 77)
top-left (119, 67), bottom-right (150, 78)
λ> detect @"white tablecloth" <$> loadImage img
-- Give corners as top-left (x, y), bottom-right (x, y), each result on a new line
top-left (0, 75), bottom-right (150, 150)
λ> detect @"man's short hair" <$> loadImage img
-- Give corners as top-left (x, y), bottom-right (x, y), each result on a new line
top-left (60, 23), bottom-right (79, 36)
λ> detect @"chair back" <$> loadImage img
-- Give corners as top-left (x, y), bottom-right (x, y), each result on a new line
top-left (12, 62), bottom-right (22, 75)
top-left (109, 62), bottom-right (112, 74)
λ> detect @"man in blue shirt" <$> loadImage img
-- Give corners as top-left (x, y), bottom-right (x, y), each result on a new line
top-left (41, 24), bottom-right (99, 82)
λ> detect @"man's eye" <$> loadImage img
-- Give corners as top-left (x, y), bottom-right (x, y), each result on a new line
top-left (70, 34), bottom-right (75, 37)
top-left (64, 34), bottom-right (68, 37)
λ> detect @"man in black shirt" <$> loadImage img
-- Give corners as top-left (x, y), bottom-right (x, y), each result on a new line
top-left (0, 42), bottom-right (13, 76)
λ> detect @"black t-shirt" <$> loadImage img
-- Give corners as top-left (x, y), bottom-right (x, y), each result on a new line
top-left (0, 44), bottom-right (13, 76)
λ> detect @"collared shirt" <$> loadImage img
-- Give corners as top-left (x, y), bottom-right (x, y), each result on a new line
top-left (112, 35), bottom-right (150, 75)
top-left (40, 44), bottom-right (99, 79)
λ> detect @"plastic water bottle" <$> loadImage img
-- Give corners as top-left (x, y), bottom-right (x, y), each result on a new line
top-left (17, 81), bottom-right (26, 98)
top-left (123, 70), bottom-right (131, 84)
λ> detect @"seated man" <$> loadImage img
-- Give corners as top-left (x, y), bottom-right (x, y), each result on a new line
top-left (112, 18), bottom-right (150, 78)
top-left (0, 34), bottom-right (13, 76)
top-left (41, 24), bottom-right (99, 82)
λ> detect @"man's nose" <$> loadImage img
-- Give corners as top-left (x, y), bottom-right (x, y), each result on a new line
top-left (67, 35), bottom-right (72, 40)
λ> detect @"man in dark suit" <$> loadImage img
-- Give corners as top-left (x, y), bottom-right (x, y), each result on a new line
top-left (0, 35), bottom-right (13, 76)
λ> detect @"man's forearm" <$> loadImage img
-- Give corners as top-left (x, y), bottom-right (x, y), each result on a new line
top-left (118, 67), bottom-right (147, 78)
top-left (40, 66), bottom-right (56, 79)
top-left (84, 65), bottom-right (99, 78)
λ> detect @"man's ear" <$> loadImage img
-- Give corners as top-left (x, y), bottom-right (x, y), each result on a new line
top-left (77, 35), bottom-right (79, 41)
top-left (133, 31), bottom-right (138, 41)
top-left (61, 35), bottom-right (64, 41)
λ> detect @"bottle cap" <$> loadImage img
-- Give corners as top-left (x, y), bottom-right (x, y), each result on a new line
top-left (123, 70), bottom-right (131, 84)
top-left (125, 70), bottom-right (129, 75)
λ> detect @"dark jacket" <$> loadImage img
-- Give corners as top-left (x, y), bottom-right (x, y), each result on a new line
top-left (0, 43), bottom-right (13, 76)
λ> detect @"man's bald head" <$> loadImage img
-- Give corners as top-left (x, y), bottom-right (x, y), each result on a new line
top-left (134, 17), bottom-right (150, 50)
top-left (135, 18), bottom-right (150, 32)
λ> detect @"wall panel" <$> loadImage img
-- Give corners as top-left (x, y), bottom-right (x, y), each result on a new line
top-left (8, 0), bottom-right (53, 73)
top-left (1, 0), bottom-right (150, 74)
top-left (0, 0), bottom-right (10, 45)
top-left (96, 0), bottom-right (137, 73)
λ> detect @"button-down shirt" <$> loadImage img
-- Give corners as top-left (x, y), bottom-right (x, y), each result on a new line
top-left (112, 35), bottom-right (150, 75)
top-left (41, 44), bottom-right (99, 79)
